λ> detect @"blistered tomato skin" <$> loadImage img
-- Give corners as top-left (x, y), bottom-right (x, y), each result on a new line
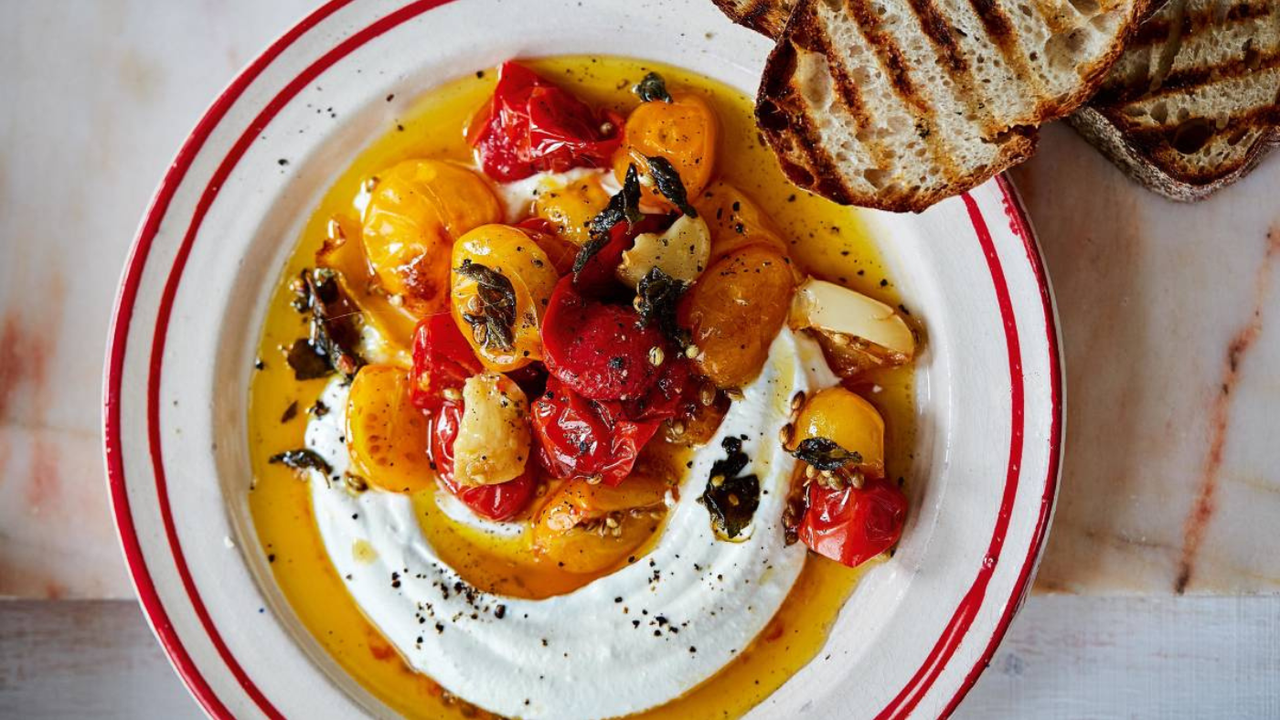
top-left (470, 62), bottom-right (621, 182)
top-left (798, 478), bottom-right (907, 569)
top-left (791, 386), bottom-right (886, 478)
top-left (345, 365), bottom-right (434, 493)
top-left (541, 276), bottom-right (666, 402)
top-left (450, 224), bottom-right (560, 373)
top-left (530, 377), bottom-right (660, 486)
top-left (614, 92), bottom-right (718, 211)
top-left (361, 160), bottom-right (501, 316)
top-left (429, 401), bottom-right (536, 521)
top-left (678, 244), bottom-right (796, 389)
top-left (410, 314), bottom-right (483, 413)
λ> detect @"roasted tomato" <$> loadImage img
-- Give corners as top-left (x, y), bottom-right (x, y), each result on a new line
top-left (531, 472), bottom-right (669, 573)
top-left (541, 275), bottom-right (667, 401)
top-left (410, 314), bottom-right (483, 413)
top-left (790, 386), bottom-right (886, 478)
top-left (532, 175), bottom-right (611, 247)
top-left (451, 224), bottom-right (560, 372)
top-left (516, 217), bottom-right (579, 276)
top-left (469, 61), bottom-right (621, 182)
top-left (345, 365), bottom-right (433, 493)
top-left (798, 478), bottom-right (907, 569)
top-left (570, 213), bottom-right (670, 297)
top-left (614, 92), bottom-right (718, 211)
top-left (531, 377), bottom-right (662, 486)
top-left (361, 159), bottom-right (501, 315)
top-left (429, 400), bottom-right (535, 521)
top-left (678, 244), bottom-right (795, 388)
top-left (693, 181), bottom-right (790, 266)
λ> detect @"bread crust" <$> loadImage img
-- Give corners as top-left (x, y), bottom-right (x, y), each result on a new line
top-left (1069, 106), bottom-right (1280, 202)
top-left (752, 0), bottom-right (1149, 212)
top-left (712, 0), bottom-right (795, 37)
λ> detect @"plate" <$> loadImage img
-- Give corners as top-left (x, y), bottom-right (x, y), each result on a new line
top-left (103, 0), bottom-right (1063, 717)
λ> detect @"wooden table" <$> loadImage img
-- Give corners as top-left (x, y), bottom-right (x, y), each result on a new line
top-left (1, 1), bottom-right (1277, 717)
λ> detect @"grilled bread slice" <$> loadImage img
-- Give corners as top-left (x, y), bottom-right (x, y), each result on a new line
top-left (1070, 0), bottom-right (1280, 201)
top-left (713, 0), bottom-right (795, 37)
top-left (754, 0), bottom-right (1151, 211)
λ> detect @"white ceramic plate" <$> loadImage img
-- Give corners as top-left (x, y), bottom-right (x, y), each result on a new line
top-left (104, 1), bottom-right (1064, 718)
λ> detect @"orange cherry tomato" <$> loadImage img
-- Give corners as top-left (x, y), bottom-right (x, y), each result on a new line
top-left (678, 244), bottom-right (796, 388)
top-left (361, 159), bottom-right (501, 316)
top-left (614, 92), bottom-right (718, 212)
top-left (450, 224), bottom-right (559, 372)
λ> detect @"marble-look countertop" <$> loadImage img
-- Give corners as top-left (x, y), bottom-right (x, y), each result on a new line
top-left (1, 1), bottom-right (1276, 600)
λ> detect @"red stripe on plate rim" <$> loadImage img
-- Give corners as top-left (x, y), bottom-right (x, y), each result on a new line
top-left (102, 3), bottom-right (1065, 718)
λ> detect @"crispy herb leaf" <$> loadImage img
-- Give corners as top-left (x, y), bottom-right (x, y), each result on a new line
top-left (634, 72), bottom-right (673, 103)
top-left (456, 259), bottom-right (517, 352)
top-left (790, 437), bottom-right (863, 471)
top-left (269, 448), bottom-right (333, 477)
top-left (573, 164), bottom-right (643, 278)
top-left (294, 268), bottom-right (365, 379)
top-left (644, 155), bottom-right (698, 217)
top-left (286, 338), bottom-right (331, 381)
top-left (698, 437), bottom-right (761, 540)
top-left (635, 267), bottom-right (689, 346)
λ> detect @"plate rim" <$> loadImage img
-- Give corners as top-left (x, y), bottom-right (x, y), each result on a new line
top-left (102, 1), bottom-right (1064, 717)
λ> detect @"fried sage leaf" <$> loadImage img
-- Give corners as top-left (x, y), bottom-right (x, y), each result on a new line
top-left (269, 448), bottom-right (333, 477)
top-left (456, 259), bottom-right (517, 352)
top-left (790, 437), bottom-right (863, 471)
top-left (633, 71), bottom-right (672, 103)
top-left (644, 155), bottom-right (698, 217)
top-left (573, 164), bottom-right (643, 278)
top-left (286, 338), bottom-right (332, 381)
top-left (635, 267), bottom-right (689, 346)
top-left (287, 268), bottom-right (365, 380)
top-left (699, 436), bottom-right (761, 540)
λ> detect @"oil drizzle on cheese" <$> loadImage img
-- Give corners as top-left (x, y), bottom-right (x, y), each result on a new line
top-left (248, 55), bottom-right (913, 720)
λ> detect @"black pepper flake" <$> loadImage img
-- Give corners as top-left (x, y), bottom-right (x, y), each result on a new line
top-left (495, 604), bottom-right (507, 619)
top-left (280, 401), bottom-right (298, 423)
top-left (614, 597), bottom-right (623, 603)
top-left (880, 279), bottom-right (889, 287)
top-left (268, 554), bottom-right (276, 563)
top-left (253, 358), bottom-right (266, 370)
top-left (689, 646), bottom-right (697, 653)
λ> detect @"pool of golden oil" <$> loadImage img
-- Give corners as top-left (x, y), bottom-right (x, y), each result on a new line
top-left (247, 55), bottom-right (915, 720)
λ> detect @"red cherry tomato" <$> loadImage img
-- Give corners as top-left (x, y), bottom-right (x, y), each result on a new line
top-left (469, 62), bottom-right (621, 182)
top-left (428, 401), bottom-right (536, 521)
top-left (410, 314), bottom-right (483, 413)
top-left (531, 377), bottom-right (660, 487)
top-left (541, 275), bottom-right (667, 402)
top-left (571, 213), bottom-right (669, 297)
top-left (622, 356), bottom-right (693, 422)
top-left (797, 478), bottom-right (908, 569)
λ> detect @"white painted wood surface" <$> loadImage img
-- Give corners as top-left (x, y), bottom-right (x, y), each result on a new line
top-left (2, 597), bottom-right (1277, 719)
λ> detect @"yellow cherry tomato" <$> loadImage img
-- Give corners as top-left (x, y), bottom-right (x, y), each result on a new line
top-left (693, 181), bottom-right (790, 265)
top-left (791, 386), bottom-right (886, 479)
top-left (361, 160), bottom-right (502, 316)
top-left (614, 92), bottom-right (718, 212)
top-left (345, 365), bottom-right (433, 493)
top-left (531, 473), bottom-right (669, 574)
top-left (450, 224), bottom-right (559, 372)
top-left (533, 175), bottom-right (611, 247)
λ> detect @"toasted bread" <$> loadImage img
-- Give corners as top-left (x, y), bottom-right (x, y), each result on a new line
top-left (713, 0), bottom-right (795, 37)
top-left (752, 0), bottom-right (1151, 212)
top-left (1070, 0), bottom-right (1280, 201)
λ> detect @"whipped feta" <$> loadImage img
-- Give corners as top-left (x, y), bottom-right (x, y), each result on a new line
top-left (305, 328), bottom-right (836, 719)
